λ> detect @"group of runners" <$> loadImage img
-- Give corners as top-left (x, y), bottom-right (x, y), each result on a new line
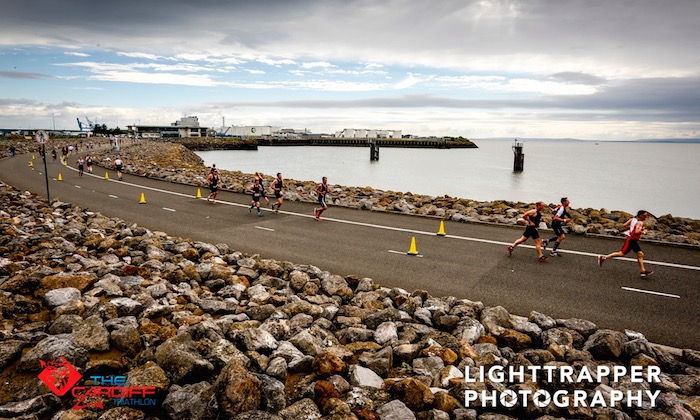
top-left (205, 166), bottom-right (331, 221)
top-left (506, 197), bottom-right (654, 278)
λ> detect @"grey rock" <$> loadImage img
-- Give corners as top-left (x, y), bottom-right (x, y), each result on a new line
top-left (348, 364), bottom-right (384, 388)
top-left (0, 393), bottom-right (61, 418)
top-left (0, 339), bottom-right (25, 370)
top-left (110, 326), bottom-right (142, 356)
top-left (155, 333), bottom-right (214, 383)
top-left (412, 356), bottom-right (445, 379)
top-left (44, 287), bottom-right (81, 308)
top-left (454, 317), bottom-right (485, 344)
top-left (480, 306), bottom-right (513, 336)
top-left (17, 334), bottom-right (89, 372)
top-left (253, 373), bottom-right (286, 413)
top-left (376, 399), bottom-right (416, 420)
top-left (556, 317), bottom-right (598, 337)
top-left (163, 382), bottom-right (217, 420)
top-left (240, 328), bottom-right (279, 353)
top-left (278, 398), bottom-right (321, 420)
top-left (109, 297), bottom-right (144, 316)
top-left (72, 314), bottom-right (110, 351)
top-left (529, 310), bottom-right (557, 329)
top-left (289, 329), bottom-right (323, 356)
top-left (48, 314), bottom-right (84, 334)
top-left (584, 329), bottom-right (628, 360)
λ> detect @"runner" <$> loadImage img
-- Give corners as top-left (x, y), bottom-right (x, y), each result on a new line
top-left (271, 172), bottom-right (285, 213)
top-left (206, 169), bottom-right (221, 204)
top-left (598, 210), bottom-right (654, 278)
top-left (51, 149), bottom-right (57, 162)
top-left (76, 156), bottom-right (85, 177)
top-left (114, 156), bottom-right (123, 181)
top-left (248, 178), bottom-right (265, 216)
top-left (86, 155), bottom-right (93, 173)
top-left (507, 201), bottom-right (549, 262)
top-left (543, 197), bottom-right (572, 257)
top-left (313, 176), bottom-right (331, 221)
top-left (254, 172), bottom-right (270, 206)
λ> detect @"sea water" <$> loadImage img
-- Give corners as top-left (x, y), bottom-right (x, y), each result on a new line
top-left (196, 140), bottom-right (700, 219)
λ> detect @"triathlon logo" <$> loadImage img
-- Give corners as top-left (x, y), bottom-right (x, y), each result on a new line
top-left (38, 357), bottom-right (157, 410)
top-left (38, 357), bottom-right (82, 397)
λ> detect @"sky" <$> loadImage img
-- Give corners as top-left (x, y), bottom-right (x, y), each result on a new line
top-left (1, 0), bottom-right (699, 140)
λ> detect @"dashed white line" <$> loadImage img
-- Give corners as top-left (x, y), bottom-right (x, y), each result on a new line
top-left (622, 287), bottom-right (680, 299)
top-left (108, 194), bottom-right (118, 199)
top-left (388, 249), bottom-right (423, 258)
top-left (75, 185), bottom-right (82, 189)
top-left (162, 207), bottom-right (176, 212)
top-left (255, 226), bottom-right (275, 232)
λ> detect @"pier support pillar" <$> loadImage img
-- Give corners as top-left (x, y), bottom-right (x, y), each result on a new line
top-left (512, 140), bottom-right (524, 171)
top-left (369, 141), bottom-right (379, 161)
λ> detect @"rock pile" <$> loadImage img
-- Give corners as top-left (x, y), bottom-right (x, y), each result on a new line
top-left (86, 140), bottom-right (700, 245)
top-left (0, 182), bottom-right (699, 419)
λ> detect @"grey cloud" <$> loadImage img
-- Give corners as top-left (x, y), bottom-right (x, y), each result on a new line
top-left (548, 72), bottom-right (607, 86)
top-left (0, 71), bottom-right (52, 80)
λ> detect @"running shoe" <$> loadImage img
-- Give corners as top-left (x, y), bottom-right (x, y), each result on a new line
top-left (313, 208), bottom-right (319, 218)
top-left (640, 270), bottom-right (654, 278)
top-left (258, 211), bottom-right (264, 217)
top-left (248, 207), bottom-right (252, 213)
top-left (550, 251), bottom-right (559, 257)
top-left (542, 240), bottom-right (549, 250)
top-left (507, 245), bottom-right (513, 256)
top-left (538, 255), bottom-right (549, 262)
top-left (597, 256), bottom-right (605, 267)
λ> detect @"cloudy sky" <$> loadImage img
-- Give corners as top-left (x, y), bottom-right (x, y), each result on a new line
top-left (1, 0), bottom-right (699, 140)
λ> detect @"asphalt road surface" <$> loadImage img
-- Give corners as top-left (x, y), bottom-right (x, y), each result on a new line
top-left (1, 153), bottom-right (698, 350)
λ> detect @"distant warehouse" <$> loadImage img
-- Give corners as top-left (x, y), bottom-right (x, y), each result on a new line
top-left (335, 129), bottom-right (402, 139)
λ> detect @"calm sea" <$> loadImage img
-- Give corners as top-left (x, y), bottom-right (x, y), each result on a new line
top-left (196, 140), bottom-right (700, 219)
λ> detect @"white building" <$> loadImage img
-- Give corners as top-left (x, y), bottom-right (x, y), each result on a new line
top-left (128, 116), bottom-right (208, 138)
top-left (219, 125), bottom-right (281, 137)
top-left (335, 129), bottom-right (402, 139)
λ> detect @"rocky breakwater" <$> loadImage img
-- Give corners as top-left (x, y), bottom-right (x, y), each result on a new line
top-left (89, 141), bottom-right (700, 246)
top-left (175, 137), bottom-right (258, 151)
top-left (1, 183), bottom-right (700, 419)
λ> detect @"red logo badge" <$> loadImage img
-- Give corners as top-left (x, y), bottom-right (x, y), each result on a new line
top-left (38, 357), bottom-right (83, 396)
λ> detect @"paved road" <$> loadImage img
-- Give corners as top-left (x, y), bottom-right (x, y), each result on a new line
top-left (1, 153), bottom-right (698, 350)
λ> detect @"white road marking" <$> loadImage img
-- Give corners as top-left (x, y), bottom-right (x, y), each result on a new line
top-left (67, 165), bottom-right (700, 273)
top-left (388, 249), bottom-right (423, 258)
top-left (75, 185), bottom-right (82, 189)
top-left (108, 194), bottom-right (118, 199)
top-left (255, 226), bottom-right (275, 232)
top-left (622, 287), bottom-right (680, 299)
top-left (162, 207), bottom-right (176, 212)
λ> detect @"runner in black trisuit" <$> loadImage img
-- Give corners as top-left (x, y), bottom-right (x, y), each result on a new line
top-left (248, 178), bottom-right (265, 217)
top-left (507, 201), bottom-right (549, 262)
top-left (271, 172), bottom-right (285, 213)
top-left (313, 176), bottom-right (330, 221)
top-left (543, 197), bottom-right (572, 257)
